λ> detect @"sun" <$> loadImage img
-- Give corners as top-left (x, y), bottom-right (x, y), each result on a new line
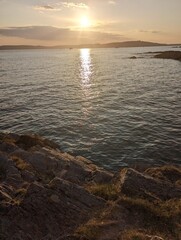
top-left (80, 16), bottom-right (91, 28)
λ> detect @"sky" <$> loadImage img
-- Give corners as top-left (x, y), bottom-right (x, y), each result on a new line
top-left (0, 0), bottom-right (181, 45)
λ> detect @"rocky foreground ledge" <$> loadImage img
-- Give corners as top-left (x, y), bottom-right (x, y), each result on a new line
top-left (0, 133), bottom-right (181, 240)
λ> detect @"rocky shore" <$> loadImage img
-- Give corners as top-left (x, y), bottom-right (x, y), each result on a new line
top-left (0, 133), bottom-right (181, 240)
top-left (154, 51), bottom-right (181, 61)
top-left (132, 50), bottom-right (181, 61)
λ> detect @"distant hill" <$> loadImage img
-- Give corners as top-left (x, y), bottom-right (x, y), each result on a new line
top-left (94, 41), bottom-right (167, 48)
top-left (0, 41), bottom-right (170, 50)
top-left (0, 45), bottom-right (49, 50)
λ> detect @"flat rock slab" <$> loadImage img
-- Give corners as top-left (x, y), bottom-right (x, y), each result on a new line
top-left (0, 133), bottom-right (181, 240)
top-left (118, 168), bottom-right (181, 201)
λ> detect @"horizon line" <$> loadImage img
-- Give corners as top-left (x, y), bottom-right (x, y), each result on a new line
top-left (1, 40), bottom-right (180, 49)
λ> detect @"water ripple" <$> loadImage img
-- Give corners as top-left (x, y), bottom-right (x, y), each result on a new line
top-left (0, 47), bottom-right (181, 170)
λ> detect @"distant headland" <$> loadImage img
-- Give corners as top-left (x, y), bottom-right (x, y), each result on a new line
top-left (0, 40), bottom-right (178, 50)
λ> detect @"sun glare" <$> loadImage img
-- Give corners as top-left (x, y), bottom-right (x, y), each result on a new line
top-left (80, 16), bottom-right (90, 28)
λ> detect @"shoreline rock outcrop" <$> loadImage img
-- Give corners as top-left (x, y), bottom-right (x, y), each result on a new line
top-left (0, 133), bottom-right (181, 240)
top-left (154, 51), bottom-right (181, 61)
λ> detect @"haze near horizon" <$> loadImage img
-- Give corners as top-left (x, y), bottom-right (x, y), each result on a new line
top-left (0, 0), bottom-right (181, 46)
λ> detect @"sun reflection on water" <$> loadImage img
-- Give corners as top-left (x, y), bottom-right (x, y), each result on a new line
top-left (80, 48), bottom-right (92, 86)
top-left (79, 48), bottom-right (93, 117)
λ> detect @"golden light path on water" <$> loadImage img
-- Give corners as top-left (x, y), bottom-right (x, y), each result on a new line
top-left (80, 48), bottom-right (92, 85)
top-left (79, 48), bottom-right (93, 117)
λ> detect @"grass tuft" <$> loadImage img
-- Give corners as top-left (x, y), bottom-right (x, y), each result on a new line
top-left (119, 229), bottom-right (163, 240)
top-left (118, 196), bottom-right (181, 239)
top-left (11, 156), bottom-right (31, 171)
top-left (75, 224), bottom-right (100, 240)
top-left (87, 183), bottom-right (119, 201)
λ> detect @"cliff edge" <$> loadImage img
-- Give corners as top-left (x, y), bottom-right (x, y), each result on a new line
top-left (0, 133), bottom-right (181, 240)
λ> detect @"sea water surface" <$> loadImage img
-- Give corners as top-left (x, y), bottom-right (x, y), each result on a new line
top-left (0, 46), bottom-right (181, 170)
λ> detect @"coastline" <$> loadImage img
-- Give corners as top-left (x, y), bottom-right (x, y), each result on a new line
top-left (0, 40), bottom-right (168, 50)
top-left (0, 133), bottom-right (181, 240)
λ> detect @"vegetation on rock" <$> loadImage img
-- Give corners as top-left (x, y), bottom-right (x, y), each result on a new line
top-left (0, 133), bottom-right (181, 240)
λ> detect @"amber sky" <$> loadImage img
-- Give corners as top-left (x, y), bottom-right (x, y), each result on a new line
top-left (0, 0), bottom-right (181, 45)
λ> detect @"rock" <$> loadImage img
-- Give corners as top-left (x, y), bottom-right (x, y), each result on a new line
top-left (5, 160), bottom-right (24, 188)
top-left (118, 168), bottom-right (181, 201)
top-left (21, 170), bottom-right (37, 183)
top-left (0, 133), bottom-right (20, 154)
top-left (0, 133), bottom-right (180, 240)
top-left (91, 169), bottom-right (113, 184)
top-left (154, 51), bottom-right (181, 61)
top-left (16, 134), bottom-right (59, 150)
top-left (0, 133), bottom-right (108, 239)
top-left (145, 165), bottom-right (181, 184)
top-left (130, 56), bottom-right (137, 59)
top-left (0, 152), bottom-right (8, 180)
top-left (151, 236), bottom-right (164, 240)
top-left (48, 177), bottom-right (105, 208)
top-left (37, 146), bottom-right (113, 185)
top-left (0, 187), bottom-right (13, 202)
top-left (3, 178), bottom-right (105, 240)
top-left (49, 194), bottom-right (60, 203)
top-left (119, 232), bottom-right (164, 240)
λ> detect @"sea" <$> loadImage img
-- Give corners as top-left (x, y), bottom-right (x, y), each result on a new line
top-left (0, 46), bottom-right (181, 170)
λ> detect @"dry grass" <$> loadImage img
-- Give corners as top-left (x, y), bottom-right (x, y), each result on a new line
top-left (119, 229), bottom-right (163, 240)
top-left (118, 196), bottom-right (181, 239)
top-left (75, 224), bottom-right (100, 240)
top-left (1, 135), bottom-right (16, 145)
top-left (145, 165), bottom-right (181, 184)
top-left (15, 188), bottom-right (27, 196)
top-left (85, 182), bottom-right (181, 239)
top-left (11, 156), bottom-right (31, 171)
top-left (119, 196), bottom-right (181, 219)
top-left (13, 188), bottom-right (28, 204)
top-left (120, 230), bottom-right (148, 240)
top-left (39, 170), bottom-right (55, 184)
top-left (87, 183), bottom-right (119, 201)
top-left (176, 179), bottom-right (181, 186)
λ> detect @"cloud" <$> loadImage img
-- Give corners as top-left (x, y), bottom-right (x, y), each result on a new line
top-left (61, 2), bottom-right (89, 9)
top-left (34, 2), bottom-right (89, 12)
top-left (0, 26), bottom-right (125, 44)
top-left (139, 30), bottom-right (163, 34)
top-left (108, 1), bottom-right (116, 5)
top-left (151, 30), bottom-right (163, 34)
top-left (34, 5), bottom-right (61, 11)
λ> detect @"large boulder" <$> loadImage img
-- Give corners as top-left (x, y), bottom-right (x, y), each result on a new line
top-left (145, 165), bottom-right (181, 185)
top-left (117, 168), bottom-right (181, 201)
top-left (3, 179), bottom-right (105, 240)
top-left (0, 133), bottom-right (111, 239)
top-left (1, 134), bottom-right (113, 186)
top-left (15, 134), bottom-right (60, 150)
